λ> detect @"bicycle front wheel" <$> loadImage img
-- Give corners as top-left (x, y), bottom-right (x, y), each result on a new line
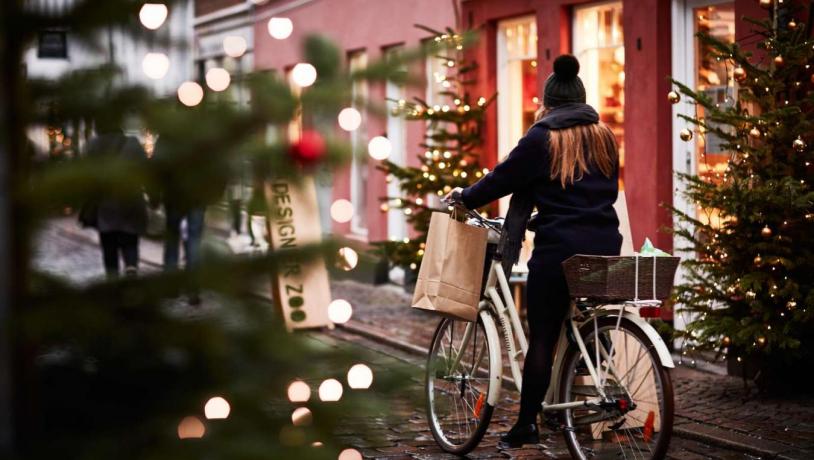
top-left (558, 316), bottom-right (674, 460)
top-left (425, 313), bottom-right (498, 455)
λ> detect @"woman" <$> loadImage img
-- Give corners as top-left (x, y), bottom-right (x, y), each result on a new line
top-left (84, 118), bottom-right (149, 277)
top-left (447, 54), bottom-right (622, 447)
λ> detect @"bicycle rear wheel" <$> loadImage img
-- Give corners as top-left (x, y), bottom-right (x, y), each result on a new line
top-left (425, 314), bottom-right (497, 455)
top-left (558, 316), bottom-right (674, 459)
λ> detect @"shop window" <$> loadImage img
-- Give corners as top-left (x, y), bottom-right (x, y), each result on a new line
top-left (573, 2), bottom-right (625, 187)
top-left (497, 17), bottom-right (539, 161)
top-left (693, 3), bottom-right (735, 228)
top-left (348, 50), bottom-right (368, 235)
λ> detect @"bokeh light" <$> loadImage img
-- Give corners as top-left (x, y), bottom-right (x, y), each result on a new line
top-left (177, 81), bottom-right (204, 107)
top-left (267, 17), bottom-right (293, 39)
top-left (287, 380), bottom-right (311, 403)
top-left (347, 364), bottom-right (373, 389)
top-left (336, 247), bottom-right (358, 271)
top-left (177, 416), bottom-right (205, 439)
top-left (330, 199), bottom-right (353, 223)
top-left (204, 396), bottom-right (231, 419)
top-left (291, 407), bottom-right (312, 426)
top-left (142, 53), bottom-right (169, 79)
top-left (338, 448), bottom-right (363, 460)
top-left (328, 299), bottom-right (353, 324)
top-left (139, 3), bottom-right (168, 30)
top-left (368, 136), bottom-right (392, 160)
top-left (291, 63), bottom-right (317, 87)
top-left (318, 378), bottom-right (343, 402)
top-left (337, 107), bottom-right (362, 131)
top-left (205, 67), bottom-right (231, 92)
top-left (222, 36), bottom-right (247, 58)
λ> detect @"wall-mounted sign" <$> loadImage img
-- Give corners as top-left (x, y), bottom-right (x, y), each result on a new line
top-left (38, 30), bottom-right (68, 59)
top-left (266, 176), bottom-right (332, 330)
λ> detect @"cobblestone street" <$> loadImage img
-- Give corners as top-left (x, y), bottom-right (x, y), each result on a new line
top-left (35, 219), bottom-right (814, 459)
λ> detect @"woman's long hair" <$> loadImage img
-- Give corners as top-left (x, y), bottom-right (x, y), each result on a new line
top-left (536, 107), bottom-right (618, 187)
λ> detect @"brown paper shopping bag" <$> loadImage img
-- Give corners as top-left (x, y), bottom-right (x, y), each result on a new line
top-left (411, 212), bottom-right (489, 322)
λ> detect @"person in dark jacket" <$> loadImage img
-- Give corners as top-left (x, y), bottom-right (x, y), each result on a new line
top-left (84, 120), bottom-right (149, 277)
top-left (447, 55), bottom-right (622, 447)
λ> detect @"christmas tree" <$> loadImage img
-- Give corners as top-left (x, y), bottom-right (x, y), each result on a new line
top-left (1, 0), bottom-right (416, 456)
top-left (375, 27), bottom-right (495, 274)
top-left (670, 1), bottom-right (813, 389)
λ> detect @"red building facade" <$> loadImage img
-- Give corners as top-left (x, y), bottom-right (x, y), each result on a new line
top-left (253, 0), bottom-right (769, 254)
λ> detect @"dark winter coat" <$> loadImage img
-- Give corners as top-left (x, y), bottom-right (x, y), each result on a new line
top-left (85, 131), bottom-right (149, 235)
top-left (461, 103), bottom-right (622, 269)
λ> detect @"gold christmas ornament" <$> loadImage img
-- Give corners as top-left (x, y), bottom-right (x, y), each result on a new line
top-left (757, 336), bottom-right (767, 347)
top-left (754, 254), bottom-right (763, 266)
top-left (774, 55), bottom-right (785, 67)
top-left (787, 299), bottom-right (797, 310)
top-left (679, 128), bottom-right (693, 142)
top-left (722, 336), bottom-right (731, 346)
top-left (788, 19), bottom-right (798, 30)
top-left (667, 91), bottom-right (681, 104)
top-left (759, 0), bottom-right (773, 9)
top-left (379, 203), bottom-right (389, 212)
top-left (793, 136), bottom-right (806, 152)
top-left (761, 225), bottom-right (772, 238)
top-left (733, 66), bottom-right (747, 82)
top-left (749, 126), bottom-right (762, 138)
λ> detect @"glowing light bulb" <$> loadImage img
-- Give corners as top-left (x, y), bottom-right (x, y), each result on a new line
top-left (339, 448), bottom-right (363, 460)
top-left (291, 407), bottom-right (312, 426)
top-left (287, 380), bottom-right (311, 403)
top-left (291, 63), bottom-right (317, 87)
top-left (318, 378), bottom-right (343, 402)
top-left (347, 364), bottom-right (373, 389)
top-left (328, 299), bottom-right (353, 324)
top-left (177, 416), bottom-right (205, 439)
top-left (368, 136), bottom-right (392, 160)
top-left (139, 3), bottom-right (168, 30)
top-left (337, 247), bottom-right (358, 271)
top-left (177, 81), bottom-right (204, 107)
top-left (205, 68), bottom-right (231, 92)
top-left (267, 17), bottom-right (293, 39)
top-left (337, 107), bottom-right (362, 131)
top-left (204, 396), bottom-right (230, 419)
top-left (330, 199), bottom-right (353, 223)
top-left (142, 53), bottom-right (169, 79)
top-left (223, 35), bottom-right (247, 58)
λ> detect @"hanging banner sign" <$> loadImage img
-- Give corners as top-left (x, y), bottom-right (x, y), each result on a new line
top-left (266, 176), bottom-right (332, 330)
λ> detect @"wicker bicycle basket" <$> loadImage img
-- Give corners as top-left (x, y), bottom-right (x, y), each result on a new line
top-left (562, 255), bottom-right (680, 301)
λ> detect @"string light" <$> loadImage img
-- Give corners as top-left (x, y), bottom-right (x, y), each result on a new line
top-left (139, 3), bottom-right (168, 30)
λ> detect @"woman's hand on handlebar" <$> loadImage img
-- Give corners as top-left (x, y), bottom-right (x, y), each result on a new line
top-left (443, 187), bottom-right (464, 205)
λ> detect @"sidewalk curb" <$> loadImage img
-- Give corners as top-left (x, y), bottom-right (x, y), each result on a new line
top-left (338, 320), bottom-right (792, 459)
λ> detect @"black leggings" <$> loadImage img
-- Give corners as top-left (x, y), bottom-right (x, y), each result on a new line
top-left (518, 264), bottom-right (572, 425)
top-left (99, 231), bottom-right (139, 276)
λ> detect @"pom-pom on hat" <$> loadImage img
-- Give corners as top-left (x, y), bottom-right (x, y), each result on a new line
top-left (543, 54), bottom-right (587, 108)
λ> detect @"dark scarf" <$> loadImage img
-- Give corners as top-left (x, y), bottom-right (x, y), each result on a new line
top-left (498, 190), bottom-right (534, 276)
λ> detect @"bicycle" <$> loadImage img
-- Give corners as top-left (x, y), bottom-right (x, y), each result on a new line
top-left (425, 201), bottom-right (675, 459)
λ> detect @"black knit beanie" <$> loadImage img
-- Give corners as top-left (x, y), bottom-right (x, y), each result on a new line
top-left (543, 55), bottom-right (586, 108)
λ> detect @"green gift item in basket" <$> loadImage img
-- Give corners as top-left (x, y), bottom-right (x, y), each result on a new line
top-left (562, 253), bottom-right (680, 301)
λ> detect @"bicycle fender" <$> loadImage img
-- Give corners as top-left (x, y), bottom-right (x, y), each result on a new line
top-left (621, 310), bottom-right (675, 368)
top-left (479, 310), bottom-right (504, 406)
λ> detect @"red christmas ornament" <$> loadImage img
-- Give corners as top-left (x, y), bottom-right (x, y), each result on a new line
top-left (289, 130), bottom-right (326, 165)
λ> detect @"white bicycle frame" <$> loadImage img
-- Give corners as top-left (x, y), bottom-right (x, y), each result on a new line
top-left (466, 257), bottom-right (675, 412)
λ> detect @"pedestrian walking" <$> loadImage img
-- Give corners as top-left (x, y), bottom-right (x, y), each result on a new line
top-left (151, 138), bottom-right (226, 305)
top-left (446, 54), bottom-right (622, 448)
top-left (80, 118), bottom-right (149, 277)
